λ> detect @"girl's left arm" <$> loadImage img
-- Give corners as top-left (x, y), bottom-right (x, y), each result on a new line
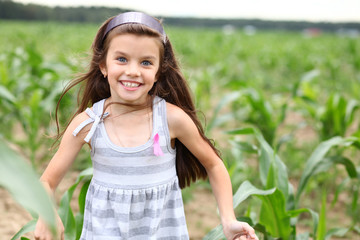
top-left (167, 104), bottom-right (258, 240)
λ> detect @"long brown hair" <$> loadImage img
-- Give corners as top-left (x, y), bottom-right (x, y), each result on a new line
top-left (55, 14), bottom-right (221, 188)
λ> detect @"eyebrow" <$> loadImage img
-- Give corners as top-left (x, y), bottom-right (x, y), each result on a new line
top-left (113, 51), bottom-right (158, 60)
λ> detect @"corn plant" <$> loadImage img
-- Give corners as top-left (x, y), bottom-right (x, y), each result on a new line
top-left (207, 87), bottom-right (289, 149)
top-left (0, 44), bottom-right (73, 168)
top-left (57, 168), bottom-right (92, 240)
top-left (0, 137), bottom-right (57, 239)
top-left (204, 127), bottom-right (360, 239)
top-left (11, 168), bottom-right (93, 240)
top-left (293, 70), bottom-right (360, 141)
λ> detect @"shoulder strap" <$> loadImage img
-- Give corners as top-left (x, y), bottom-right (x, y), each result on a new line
top-left (72, 99), bottom-right (108, 143)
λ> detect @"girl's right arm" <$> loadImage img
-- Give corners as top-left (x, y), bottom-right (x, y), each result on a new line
top-left (34, 111), bottom-right (91, 240)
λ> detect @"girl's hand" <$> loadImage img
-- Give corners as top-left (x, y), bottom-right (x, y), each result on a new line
top-left (34, 214), bottom-right (64, 240)
top-left (223, 220), bottom-right (258, 240)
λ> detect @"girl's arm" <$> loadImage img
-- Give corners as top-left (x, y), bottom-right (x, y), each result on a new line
top-left (167, 103), bottom-right (258, 240)
top-left (34, 111), bottom-right (90, 240)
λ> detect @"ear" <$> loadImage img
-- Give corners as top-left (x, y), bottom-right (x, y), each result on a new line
top-left (99, 63), bottom-right (107, 78)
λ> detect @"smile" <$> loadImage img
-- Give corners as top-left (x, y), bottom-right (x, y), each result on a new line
top-left (120, 81), bottom-right (141, 89)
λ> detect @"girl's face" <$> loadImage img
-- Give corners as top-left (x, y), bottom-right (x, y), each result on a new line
top-left (100, 33), bottom-right (161, 105)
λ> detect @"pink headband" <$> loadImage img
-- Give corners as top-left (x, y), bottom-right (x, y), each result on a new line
top-left (103, 12), bottom-right (166, 43)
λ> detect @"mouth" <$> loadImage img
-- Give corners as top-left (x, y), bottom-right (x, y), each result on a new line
top-left (119, 81), bottom-right (141, 90)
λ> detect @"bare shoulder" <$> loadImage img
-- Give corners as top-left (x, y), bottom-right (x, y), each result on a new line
top-left (62, 109), bottom-right (94, 143)
top-left (166, 102), bottom-right (189, 127)
top-left (166, 102), bottom-right (196, 139)
top-left (67, 110), bottom-right (91, 132)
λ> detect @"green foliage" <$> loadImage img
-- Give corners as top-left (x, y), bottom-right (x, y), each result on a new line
top-left (204, 127), bottom-right (359, 239)
top-left (58, 168), bottom-right (92, 240)
top-left (0, 40), bottom-right (76, 167)
top-left (296, 136), bottom-right (359, 204)
top-left (0, 138), bottom-right (57, 237)
top-left (1, 21), bottom-right (359, 239)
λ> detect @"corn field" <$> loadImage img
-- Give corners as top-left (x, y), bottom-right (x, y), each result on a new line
top-left (1, 20), bottom-right (360, 239)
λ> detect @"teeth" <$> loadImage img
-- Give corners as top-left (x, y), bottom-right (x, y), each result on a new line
top-left (122, 82), bottom-right (140, 88)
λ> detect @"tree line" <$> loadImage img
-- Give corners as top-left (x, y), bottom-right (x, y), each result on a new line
top-left (1, 0), bottom-right (359, 32)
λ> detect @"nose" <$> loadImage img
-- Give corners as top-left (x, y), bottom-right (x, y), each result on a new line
top-left (125, 63), bottom-right (141, 77)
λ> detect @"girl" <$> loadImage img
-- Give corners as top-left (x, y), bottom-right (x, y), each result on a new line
top-left (34, 12), bottom-right (258, 240)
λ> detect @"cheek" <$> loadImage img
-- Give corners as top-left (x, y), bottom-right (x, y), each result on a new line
top-left (107, 65), bottom-right (123, 76)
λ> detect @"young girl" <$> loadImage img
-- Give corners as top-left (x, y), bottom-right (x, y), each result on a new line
top-left (34, 12), bottom-right (258, 240)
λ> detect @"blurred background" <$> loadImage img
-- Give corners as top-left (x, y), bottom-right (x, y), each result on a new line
top-left (1, 0), bottom-right (360, 239)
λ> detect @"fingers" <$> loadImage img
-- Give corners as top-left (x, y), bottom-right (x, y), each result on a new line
top-left (232, 226), bottom-right (258, 240)
top-left (242, 222), bottom-right (258, 240)
top-left (34, 218), bottom-right (65, 240)
top-left (225, 220), bottom-right (259, 240)
top-left (233, 235), bottom-right (259, 240)
top-left (34, 232), bottom-right (52, 240)
top-left (232, 233), bottom-right (249, 240)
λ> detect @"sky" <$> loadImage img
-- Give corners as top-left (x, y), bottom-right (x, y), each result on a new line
top-left (15, 0), bottom-right (360, 23)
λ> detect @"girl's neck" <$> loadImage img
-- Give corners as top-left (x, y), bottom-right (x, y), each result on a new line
top-left (103, 96), bottom-right (153, 148)
top-left (105, 95), bottom-right (152, 116)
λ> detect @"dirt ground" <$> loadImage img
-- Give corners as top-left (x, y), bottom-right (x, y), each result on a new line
top-left (0, 171), bottom-right (220, 240)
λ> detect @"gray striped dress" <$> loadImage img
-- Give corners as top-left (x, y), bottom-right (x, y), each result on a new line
top-left (73, 96), bottom-right (189, 239)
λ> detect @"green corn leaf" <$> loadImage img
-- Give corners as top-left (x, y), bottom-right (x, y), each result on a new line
top-left (296, 136), bottom-right (360, 204)
top-left (228, 127), bottom-right (290, 200)
top-left (354, 225), bottom-right (360, 234)
top-left (0, 138), bottom-right (56, 234)
top-left (233, 181), bottom-right (276, 209)
top-left (205, 181), bottom-right (276, 240)
top-left (316, 190), bottom-right (327, 240)
top-left (286, 182), bottom-right (296, 211)
top-left (75, 213), bottom-right (84, 240)
top-left (203, 224), bottom-right (225, 240)
top-left (259, 145), bottom-right (271, 187)
top-left (345, 99), bottom-right (359, 125)
top-left (311, 156), bottom-right (357, 178)
top-left (325, 227), bottom-right (349, 240)
top-left (265, 157), bottom-right (276, 189)
top-left (331, 178), bottom-right (350, 206)
top-left (11, 219), bottom-right (37, 240)
top-left (258, 189), bottom-right (292, 239)
top-left (351, 185), bottom-right (359, 212)
top-left (60, 195), bottom-right (76, 240)
top-left (331, 156), bottom-right (357, 178)
top-left (58, 168), bottom-right (92, 240)
top-left (78, 179), bottom-right (91, 215)
top-left (227, 127), bottom-right (256, 135)
top-left (233, 141), bottom-right (258, 153)
top-left (288, 208), bottom-right (319, 238)
top-left (0, 85), bottom-right (16, 103)
top-left (207, 91), bottom-right (240, 131)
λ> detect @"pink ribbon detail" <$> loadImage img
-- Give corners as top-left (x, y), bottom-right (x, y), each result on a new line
top-left (153, 133), bottom-right (164, 156)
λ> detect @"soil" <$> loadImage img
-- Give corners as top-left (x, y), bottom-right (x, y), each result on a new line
top-left (0, 172), bottom-right (220, 240)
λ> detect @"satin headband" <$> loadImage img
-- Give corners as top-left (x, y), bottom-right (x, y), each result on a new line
top-left (103, 12), bottom-right (166, 43)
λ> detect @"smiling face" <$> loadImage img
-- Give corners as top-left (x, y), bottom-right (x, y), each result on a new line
top-left (100, 33), bottom-right (161, 105)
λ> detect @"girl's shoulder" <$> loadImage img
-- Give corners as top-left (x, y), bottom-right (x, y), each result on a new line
top-left (165, 102), bottom-right (186, 125)
top-left (165, 102), bottom-right (195, 138)
top-left (67, 108), bottom-right (94, 138)
top-left (72, 110), bottom-right (92, 125)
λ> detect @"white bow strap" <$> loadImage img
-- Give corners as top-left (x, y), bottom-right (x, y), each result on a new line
top-left (72, 108), bottom-right (109, 143)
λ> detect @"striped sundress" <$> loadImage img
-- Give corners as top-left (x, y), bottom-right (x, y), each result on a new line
top-left (73, 96), bottom-right (189, 240)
